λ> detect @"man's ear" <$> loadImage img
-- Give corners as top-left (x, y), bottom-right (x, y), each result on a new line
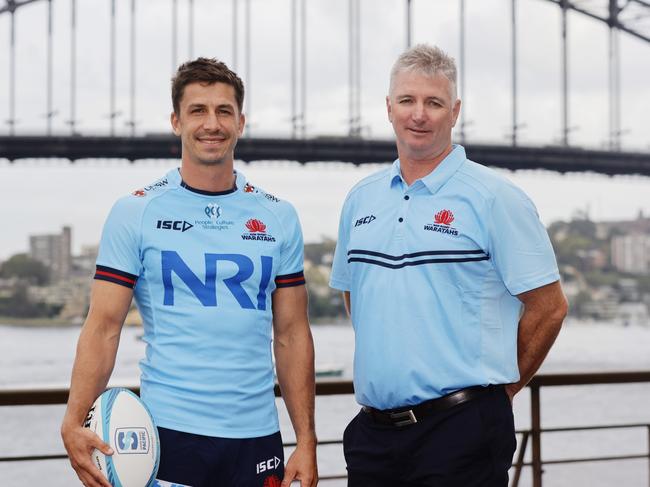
top-left (238, 112), bottom-right (246, 136)
top-left (170, 112), bottom-right (181, 136)
top-left (451, 99), bottom-right (461, 127)
top-left (386, 96), bottom-right (393, 123)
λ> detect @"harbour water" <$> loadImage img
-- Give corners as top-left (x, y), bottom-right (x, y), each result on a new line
top-left (1, 321), bottom-right (650, 486)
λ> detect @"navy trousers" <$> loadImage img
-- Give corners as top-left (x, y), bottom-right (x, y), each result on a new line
top-left (344, 386), bottom-right (516, 487)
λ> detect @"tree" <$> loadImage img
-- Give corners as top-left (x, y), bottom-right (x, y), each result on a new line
top-left (0, 253), bottom-right (50, 285)
top-left (0, 283), bottom-right (62, 318)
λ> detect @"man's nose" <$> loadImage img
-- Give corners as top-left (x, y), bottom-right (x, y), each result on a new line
top-left (203, 112), bottom-right (221, 130)
top-left (411, 102), bottom-right (426, 121)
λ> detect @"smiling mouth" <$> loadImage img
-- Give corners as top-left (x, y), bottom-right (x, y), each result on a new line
top-left (407, 128), bottom-right (430, 134)
top-left (197, 137), bottom-right (227, 145)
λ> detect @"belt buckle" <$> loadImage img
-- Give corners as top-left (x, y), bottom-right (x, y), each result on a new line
top-left (389, 409), bottom-right (417, 427)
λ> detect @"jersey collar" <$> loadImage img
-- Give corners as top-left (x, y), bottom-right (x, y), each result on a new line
top-left (166, 168), bottom-right (247, 196)
top-left (390, 144), bottom-right (466, 195)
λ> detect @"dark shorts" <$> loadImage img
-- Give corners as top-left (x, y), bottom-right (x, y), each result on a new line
top-left (344, 386), bottom-right (516, 487)
top-left (154, 427), bottom-right (284, 487)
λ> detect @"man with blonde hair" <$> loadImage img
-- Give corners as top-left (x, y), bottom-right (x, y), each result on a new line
top-left (330, 44), bottom-right (567, 486)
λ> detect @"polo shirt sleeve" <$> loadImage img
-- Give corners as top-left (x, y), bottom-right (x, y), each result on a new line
top-left (329, 197), bottom-right (351, 291)
top-left (487, 185), bottom-right (560, 296)
top-left (274, 203), bottom-right (306, 288)
top-left (94, 197), bottom-right (143, 289)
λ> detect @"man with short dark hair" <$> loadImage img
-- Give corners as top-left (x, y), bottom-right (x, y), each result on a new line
top-left (62, 58), bottom-right (318, 487)
top-left (330, 44), bottom-right (567, 486)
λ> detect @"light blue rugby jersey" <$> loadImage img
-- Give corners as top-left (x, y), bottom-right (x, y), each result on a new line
top-left (95, 168), bottom-right (305, 438)
top-left (330, 145), bottom-right (560, 410)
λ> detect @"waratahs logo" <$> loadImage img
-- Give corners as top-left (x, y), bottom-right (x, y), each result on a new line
top-left (424, 208), bottom-right (459, 236)
top-left (242, 219), bottom-right (276, 242)
top-left (434, 209), bottom-right (454, 225)
top-left (245, 219), bottom-right (267, 233)
top-left (115, 428), bottom-right (149, 454)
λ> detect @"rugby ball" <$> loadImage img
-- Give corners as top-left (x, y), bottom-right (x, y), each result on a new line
top-left (84, 388), bottom-right (160, 487)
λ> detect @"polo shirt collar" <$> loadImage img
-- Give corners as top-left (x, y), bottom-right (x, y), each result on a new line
top-left (389, 160), bottom-right (404, 187)
top-left (390, 144), bottom-right (467, 194)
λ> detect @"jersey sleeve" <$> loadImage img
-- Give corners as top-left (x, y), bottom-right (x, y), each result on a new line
top-left (274, 203), bottom-right (306, 288)
top-left (94, 197), bottom-right (143, 289)
top-left (329, 196), bottom-right (352, 291)
top-left (487, 184), bottom-right (560, 296)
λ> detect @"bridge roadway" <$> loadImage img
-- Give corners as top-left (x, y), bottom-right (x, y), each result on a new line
top-left (1, 135), bottom-right (650, 176)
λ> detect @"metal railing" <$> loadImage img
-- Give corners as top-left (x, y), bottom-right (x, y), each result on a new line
top-left (2, 371), bottom-right (650, 486)
top-left (512, 371), bottom-right (650, 487)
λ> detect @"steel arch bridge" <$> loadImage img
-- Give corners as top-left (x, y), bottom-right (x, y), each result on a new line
top-left (0, 0), bottom-right (649, 175)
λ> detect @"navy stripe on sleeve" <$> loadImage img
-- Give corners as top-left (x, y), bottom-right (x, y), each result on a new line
top-left (94, 265), bottom-right (138, 289)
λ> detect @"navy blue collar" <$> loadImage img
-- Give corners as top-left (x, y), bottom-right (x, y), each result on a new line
top-left (180, 179), bottom-right (237, 196)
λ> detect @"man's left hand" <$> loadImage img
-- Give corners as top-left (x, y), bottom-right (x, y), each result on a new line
top-left (281, 442), bottom-right (318, 487)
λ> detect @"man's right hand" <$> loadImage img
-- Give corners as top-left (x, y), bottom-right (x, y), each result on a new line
top-left (61, 423), bottom-right (114, 487)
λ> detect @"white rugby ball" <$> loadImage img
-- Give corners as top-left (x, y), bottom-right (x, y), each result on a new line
top-left (84, 388), bottom-right (160, 487)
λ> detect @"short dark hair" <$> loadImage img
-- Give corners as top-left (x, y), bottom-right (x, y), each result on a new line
top-left (171, 57), bottom-right (245, 114)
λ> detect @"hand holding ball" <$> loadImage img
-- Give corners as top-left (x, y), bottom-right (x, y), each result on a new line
top-left (84, 388), bottom-right (160, 487)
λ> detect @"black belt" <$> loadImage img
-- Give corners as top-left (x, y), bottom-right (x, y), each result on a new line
top-left (362, 385), bottom-right (502, 427)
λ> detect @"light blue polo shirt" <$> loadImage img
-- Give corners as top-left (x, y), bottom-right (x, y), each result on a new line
top-left (330, 145), bottom-right (559, 410)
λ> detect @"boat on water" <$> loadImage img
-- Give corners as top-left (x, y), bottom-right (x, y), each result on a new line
top-left (315, 363), bottom-right (344, 378)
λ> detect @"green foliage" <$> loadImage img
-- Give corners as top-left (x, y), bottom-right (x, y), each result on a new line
top-left (583, 271), bottom-right (620, 288)
top-left (304, 240), bottom-right (336, 266)
top-left (303, 240), bottom-right (346, 319)
top-left (567, 219), bottom-right (597, 240)
top-left (568, 291), bottom-right (592, 318)
top-left (0, 253), bottom-right (50, 285)
top-left (0, 283), bottom-right (62, 318)
top-left (305, 265), bottom-right (346, 319)
top-left (308, 292), bottom-right (346, 320)
top-left (636, 276), bottom-right (650, 294)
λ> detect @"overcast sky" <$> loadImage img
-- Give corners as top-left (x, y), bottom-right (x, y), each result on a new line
top-left (0, 0), bottom-right (649, 260)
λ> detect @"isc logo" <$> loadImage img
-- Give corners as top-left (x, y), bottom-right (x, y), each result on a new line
top-left (162, 251), bottom-right (273, 310)
top-left (256, 456), bottom-right (281, 474)
top-left (354, 215), bottom-right (376, 227)
top-left (157, 220), bottom-right (193, 232)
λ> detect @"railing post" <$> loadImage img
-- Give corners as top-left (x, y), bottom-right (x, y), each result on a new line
top-left (531, 383), bottom-right (543, 487)
top-left (511, 430), bottom-right (529, 487)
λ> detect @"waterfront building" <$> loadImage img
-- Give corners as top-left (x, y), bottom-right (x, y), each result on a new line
top-left (29, 226), bottom-right (72, 282)
top-left (611, 233), bottom-right (650, 275)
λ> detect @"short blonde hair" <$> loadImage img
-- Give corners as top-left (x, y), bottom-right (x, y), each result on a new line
top-left (389, 44), bottom-right (457, 100)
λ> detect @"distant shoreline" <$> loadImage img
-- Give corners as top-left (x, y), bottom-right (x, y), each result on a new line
top-left (0, 316), bottom-right (81, 327)
top-left (0, 316), bottom-right (352, 327)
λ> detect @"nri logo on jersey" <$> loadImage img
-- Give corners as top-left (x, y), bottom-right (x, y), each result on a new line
top-left (161, 251), bottom-right (273, 310)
